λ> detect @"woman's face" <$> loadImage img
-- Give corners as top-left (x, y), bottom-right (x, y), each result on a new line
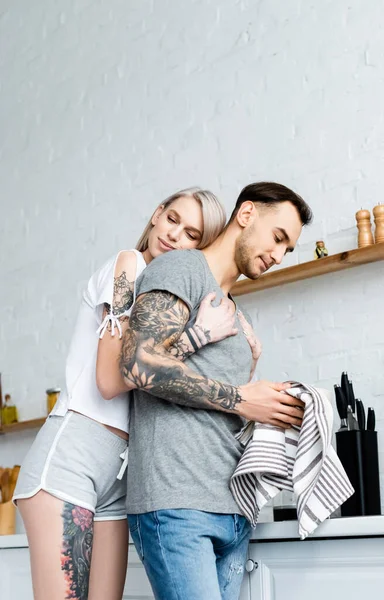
top-left (146, 195), bottom-right (204, 260)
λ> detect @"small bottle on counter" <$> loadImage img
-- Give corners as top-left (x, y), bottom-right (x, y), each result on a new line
top-left (1, 394), bottom-right (18, 425)
top-left (355, 209), bottom-right (374, 248)
top-left (46, 388), bottom-right (61, 415)
top-left (373, 203), bottom-right (384, 244)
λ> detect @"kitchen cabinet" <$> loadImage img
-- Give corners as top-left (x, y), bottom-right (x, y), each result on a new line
top-left (3, 517), bottom-right (384, 600)
top-left (0, 547), bottom-right (32, 599)
top-left (247, 535), bottom-right (384, 600)
top-left (123, 544), bottom-right (154, 599)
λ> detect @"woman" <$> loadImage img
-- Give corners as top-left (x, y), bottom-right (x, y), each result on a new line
top-left (14, 187), bottom-right (258, 600)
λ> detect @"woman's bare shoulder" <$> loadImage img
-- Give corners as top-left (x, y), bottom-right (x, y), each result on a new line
top-left (114, 250), bottom-right (140, 280)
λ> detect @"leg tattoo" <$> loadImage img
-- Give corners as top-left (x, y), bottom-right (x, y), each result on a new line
top-left (61, 503), bottom-right (94, 599)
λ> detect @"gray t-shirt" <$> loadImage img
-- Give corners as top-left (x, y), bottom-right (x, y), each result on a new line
top-left (126, 249), bottom-right (253, 515)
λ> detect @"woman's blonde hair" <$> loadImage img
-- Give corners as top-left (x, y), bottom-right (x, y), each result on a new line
top-left (136, 187), bottom-right (226, 252)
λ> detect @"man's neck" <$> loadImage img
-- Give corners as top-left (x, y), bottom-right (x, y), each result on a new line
top-left (202, 231), bottom-right (241, 296)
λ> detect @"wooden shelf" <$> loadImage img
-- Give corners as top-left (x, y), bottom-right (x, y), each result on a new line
top-left (0, 417), bottom-right (46, 435)
top-left (231, 242), bottom-right (384, 297)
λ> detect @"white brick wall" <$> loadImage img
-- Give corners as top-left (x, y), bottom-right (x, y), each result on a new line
top-left (1, 0), bottom-right (384, 521)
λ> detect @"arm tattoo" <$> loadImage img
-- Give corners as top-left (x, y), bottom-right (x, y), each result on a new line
top-left (129, 291), bottom-right (187, 347)
top-left (102, 271), bottom-right (134, 333)
top-left (167, 335), bottom-right (195, 361)
top-left (120, 291), bottom-right (243, 412)
top-left (113, 271), bottom-right (134, 316)
top-left (193, 323), bottom-right (212, 345)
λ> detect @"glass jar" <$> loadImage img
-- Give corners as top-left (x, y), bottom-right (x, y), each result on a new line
top-left (46, 388), bottom-right (61, 415)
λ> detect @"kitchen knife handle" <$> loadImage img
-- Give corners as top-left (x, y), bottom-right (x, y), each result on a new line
top-left (334, 385), bottom-right (347, 419)
top-left (341, 372), bottom-right (349, 400)
top-left (348, 380), bottom-right (356, 413)
top-left (367, 407), bottom-right (376, 431)
top-left (355, 399), bottom-right (366, 430)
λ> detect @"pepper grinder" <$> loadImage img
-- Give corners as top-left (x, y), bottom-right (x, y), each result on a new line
top-left (355, 209), bottom-right (374, 248)
top-left (373, 203), bottom-right (384, 243)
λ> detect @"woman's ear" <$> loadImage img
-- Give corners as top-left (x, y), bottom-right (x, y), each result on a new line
top-left (236, 200), bottom-right (257, 228)
top-left (151, 204), bottom-right (165, 226)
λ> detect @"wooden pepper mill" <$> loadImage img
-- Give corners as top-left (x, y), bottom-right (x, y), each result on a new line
top-left (355, 209), bottom-right (374, 247)
top-left (373, 203), bottom-right (384, 243)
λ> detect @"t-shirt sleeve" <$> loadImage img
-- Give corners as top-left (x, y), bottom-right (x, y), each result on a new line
top-left (93, 255), bottom-right (117, 308)
top-left (136, 250), bottom-right (207, 312)
top-left (88, 251), bottom-right (137, 339)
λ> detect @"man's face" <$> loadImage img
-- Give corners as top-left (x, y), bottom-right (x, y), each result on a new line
top-left (234, 201), bottom-right (303, 279)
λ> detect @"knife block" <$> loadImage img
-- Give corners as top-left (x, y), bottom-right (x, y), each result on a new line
top-left (336, 430), bottom-right (365, 516)
top-left (336, 430), bottom-right (381, 516)
top-left (361, 430), bottom-right (381, 515)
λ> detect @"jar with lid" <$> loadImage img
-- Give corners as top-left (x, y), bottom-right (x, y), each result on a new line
top-left (46, 388), bottom-right (61, 415)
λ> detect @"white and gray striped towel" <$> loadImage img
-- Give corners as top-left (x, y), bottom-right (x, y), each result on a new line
top-left (230, 382), bottom-right (354, 540)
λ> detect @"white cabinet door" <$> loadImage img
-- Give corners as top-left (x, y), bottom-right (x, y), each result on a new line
top-left (0, 547), bottom-right (34, 600)
top-left (123, 544), bottom-right (154, 599)
top-left (239, 567), bottom-right (251, 600)
top-left (248, 537), bottom-right (384, 600)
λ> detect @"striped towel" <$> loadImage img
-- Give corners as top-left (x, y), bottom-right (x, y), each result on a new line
top-left (230, 382), bottom-right (354, 540)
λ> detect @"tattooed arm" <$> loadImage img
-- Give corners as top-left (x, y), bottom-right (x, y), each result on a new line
top-left (119, 290), bottom-right (305, 427)
top-left (96, 251), bottom-right (137, 400)
top-left (96, 254), bottom-right (237, 400)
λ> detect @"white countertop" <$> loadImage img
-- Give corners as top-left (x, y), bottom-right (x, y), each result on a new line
top-left (251, 515), bottom-right (384, 541)
top-left (0, 534), bottom-right (28, 548)
top-left (1, 516), bottom-right (384, 549)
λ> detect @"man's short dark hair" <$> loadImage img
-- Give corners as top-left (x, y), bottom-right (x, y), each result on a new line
top-left (228, 182), bottom-right (313, 226)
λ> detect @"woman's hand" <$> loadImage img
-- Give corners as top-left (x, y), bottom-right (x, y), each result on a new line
top-left (193, 292), bottom-right (238, 346)
top-left (238, 311), bottom-right (262, 380)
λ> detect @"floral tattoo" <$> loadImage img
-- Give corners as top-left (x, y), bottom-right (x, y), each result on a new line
top-left (61, 503), bottom-right (94, 599)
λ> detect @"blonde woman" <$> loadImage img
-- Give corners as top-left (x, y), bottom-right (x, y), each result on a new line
top-left (14, 188), bottom-right (254, 600)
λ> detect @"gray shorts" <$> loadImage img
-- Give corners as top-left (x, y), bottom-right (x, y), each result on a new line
top-left (13, 412), bottom-right (128, 520)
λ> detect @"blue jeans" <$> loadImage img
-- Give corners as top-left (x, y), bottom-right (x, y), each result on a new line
top-left (127, 509), bottom-right (252, 600)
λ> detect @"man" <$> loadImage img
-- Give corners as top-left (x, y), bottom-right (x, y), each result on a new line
top-left (120, 182), bottom-right (313, 600)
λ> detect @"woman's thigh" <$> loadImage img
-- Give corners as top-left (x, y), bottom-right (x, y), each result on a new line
top-left (18, 490), bottom-right (94, 600)
top-left (88, 518), bottom-right (128, 600)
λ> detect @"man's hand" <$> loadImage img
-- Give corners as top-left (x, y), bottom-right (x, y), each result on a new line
top-left (237, 380), bottom-right (304, 428)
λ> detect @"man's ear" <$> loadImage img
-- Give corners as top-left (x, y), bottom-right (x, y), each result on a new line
top-left (151, 204), bottom-right (165, 226)
top-left (236, 201), bottom-right (257, 228)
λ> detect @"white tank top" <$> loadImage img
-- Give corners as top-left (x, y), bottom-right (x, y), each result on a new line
top-left (51, 250), bottom-right (147, 432)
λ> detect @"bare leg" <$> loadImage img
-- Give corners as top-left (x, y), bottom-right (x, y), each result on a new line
top-left (18, 491), bottom-right (94, 600)
top-left (88, 519), bottom-right (128, 600)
